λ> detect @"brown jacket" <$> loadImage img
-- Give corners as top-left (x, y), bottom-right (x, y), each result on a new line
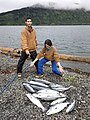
top-left (21, 26), bottom-right (38, 51)
top-left (37, 46), bottom-right (60, 62)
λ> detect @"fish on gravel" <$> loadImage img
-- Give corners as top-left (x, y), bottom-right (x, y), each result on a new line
top-left (51, 86), bottom-right (74, 92)
top-left (32, 90), bottom-right (66, 101)
top-left (32, 93), bottom-right (61, 101)
top-left (28, 81), bottom-right (49, 88)
top-left (59, 93), bottom-right (67, 98)
top-left (50, 97), bottom-right (67, 106)
top-left (30, 84), bottom-right (50, 91)
top-left (37, 89), bottom-right (60, 94)
top-left (22, 82), bottom-right (35, 93)
top-left (46, 102), bottom-right (69, 115)
top-left (49, 83), bottom-right (64, 88)
top-left (66, 100), bottom-right (75, 113)
top-left (31, 78), bottom-right (52, 85)
top-left (36, 89), bottom-right (66, 97)
top-left (26, 93), bottom-right (46, 112)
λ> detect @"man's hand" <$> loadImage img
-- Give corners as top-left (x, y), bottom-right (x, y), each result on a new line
top-left (30, 58), bottom-right (38, 67)
top-left (26, 50), bottom-right (30, 55)
top-left (30, 62), bottom-right (35, 67)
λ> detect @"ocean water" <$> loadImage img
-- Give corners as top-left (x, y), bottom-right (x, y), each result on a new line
top-left (0, 25), bottom-right (90, 57)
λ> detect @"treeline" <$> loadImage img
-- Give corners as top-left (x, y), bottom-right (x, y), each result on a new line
top-left (0, 7), bottom-right (90, 25)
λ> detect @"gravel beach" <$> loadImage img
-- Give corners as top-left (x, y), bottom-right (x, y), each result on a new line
top-left (0, 53), bottom-right (90, 120)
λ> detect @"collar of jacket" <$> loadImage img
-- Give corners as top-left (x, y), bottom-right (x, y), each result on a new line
top-left (26, 26), bottom-right (33, 33)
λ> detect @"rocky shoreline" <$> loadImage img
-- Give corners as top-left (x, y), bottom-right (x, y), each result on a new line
top-left (0, 53), bottom-right (90, 120)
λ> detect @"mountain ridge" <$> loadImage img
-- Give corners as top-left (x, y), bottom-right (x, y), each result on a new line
top-left (0, 5), bottom-right (90, 25)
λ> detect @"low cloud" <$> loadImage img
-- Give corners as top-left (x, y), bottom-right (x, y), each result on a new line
top-left (0, 0), bottom-right (90, 13)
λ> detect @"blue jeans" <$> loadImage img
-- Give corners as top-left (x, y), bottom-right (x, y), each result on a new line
top-left (38, 57), bottom-right (61, 75)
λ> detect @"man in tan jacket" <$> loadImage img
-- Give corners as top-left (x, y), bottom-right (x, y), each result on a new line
top-left (17, 17), bottom-right (38, 77)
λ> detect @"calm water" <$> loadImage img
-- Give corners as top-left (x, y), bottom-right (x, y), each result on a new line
top-left (0, 25), bottom-right (90, 56)
top-left (0, 25), bottom-right (90, 73)
top-left (0, 25), bottom-right (90, 57)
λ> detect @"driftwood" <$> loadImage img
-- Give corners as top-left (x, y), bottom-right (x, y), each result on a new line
top-left (0, 47), bottom-right (14, 52)
top-left (0, 47), bottom-right (21, 57)
top-left (0, 47), bottom-right (90, 63)
top-left (59, 54), bottom-right (90, 63)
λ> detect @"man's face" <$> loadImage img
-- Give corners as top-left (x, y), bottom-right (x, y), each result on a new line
top-left (25, 19), bottom-right (32, 27)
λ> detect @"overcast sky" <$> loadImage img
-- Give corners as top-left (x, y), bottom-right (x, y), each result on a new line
top-left (0, 0), bottom-right (90, 13)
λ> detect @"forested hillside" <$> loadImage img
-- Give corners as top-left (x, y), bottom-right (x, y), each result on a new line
top-left (0, 7), bottom-right (90, 25)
